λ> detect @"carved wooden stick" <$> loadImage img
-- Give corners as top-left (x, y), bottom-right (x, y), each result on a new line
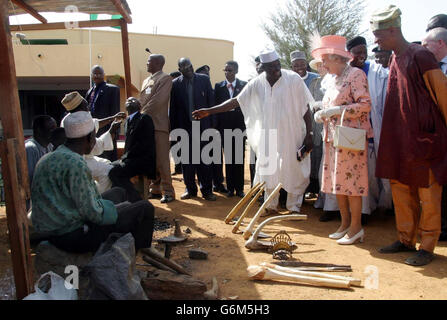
top-left (247, 265), bottom-right (350, 289)
top-left (140, 247), bottom-right (191, 276)
top-left (243, 183), bottom-right (283, 240)
top-left (224, 182), bottom-right (263, 224)
top-left (232, 186), bottom-right (265, 234)
top-left (260, 263), bottom-right (362, 287)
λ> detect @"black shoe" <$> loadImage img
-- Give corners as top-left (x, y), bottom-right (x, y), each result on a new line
top-left (226, 190), bottom-right (235, 198)
top-left (160, 195), bottom-right (175, 203)
top-left (439, 231), bottom-right (447, 241)
top-left (213, 185), bottom-right (228, 194)
top-left (405, 250), bottom-right (434, 266)
top-left (180, 192), bottom-right (196, 200)
top-left (203, 193), bottom-right (217, 201)
top-left (319, 211), bottom-right (336, 222)
top-left (235, 191), bottom-right (245, 198)
top-left (379, 240), bottom-right (417, 254)
top-left (361, 214), bottom-right (369, 225)
top-left (148, 192), bottom-right (162, 199)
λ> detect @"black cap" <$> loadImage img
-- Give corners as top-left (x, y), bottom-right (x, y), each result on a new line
top-left (346, 36), bottom-right (367, 51)
top-left (195, 65), bottom-right (210, 73)
top-left (255, 56), bottom-right (260, 63)
top-left (426, 14), bottom-right (447, 32)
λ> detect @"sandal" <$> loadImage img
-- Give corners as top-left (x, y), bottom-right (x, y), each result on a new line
top-left (379, 241), bottom-right (416, 254)
top-left (260, 208), bottom-right (278, 217)
top-left (405, 250), bottom-right (434, 266)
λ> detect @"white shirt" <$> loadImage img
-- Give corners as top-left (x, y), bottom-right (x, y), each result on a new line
top-left (225, 79), bottom-right (237, 98)
top-left (237, 69), bottom-right (314, 194)
top-left (441, 55), bottom-right (447, 75)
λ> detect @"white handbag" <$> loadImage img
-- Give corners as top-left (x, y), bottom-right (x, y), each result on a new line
top-left (333, 109), bottom-right (366, 151)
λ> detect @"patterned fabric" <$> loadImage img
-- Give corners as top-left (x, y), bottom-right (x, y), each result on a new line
top-left (321, 66), bottom-right (372, 196)
top-left (31, 145), bottom-right (117, 235)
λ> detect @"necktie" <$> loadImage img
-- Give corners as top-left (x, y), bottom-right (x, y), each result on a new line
top-left (227, 83), bottom-right (233, 89)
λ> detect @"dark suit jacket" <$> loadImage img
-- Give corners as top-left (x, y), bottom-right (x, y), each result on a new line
top-left (121, 112), bottom-right (156, 179)
top-left (169, 73), bottom-right (215, 133)
top-left (86, 82), bottom-right (120, 137)
top-left (214, 78), bottom-right (247, 131)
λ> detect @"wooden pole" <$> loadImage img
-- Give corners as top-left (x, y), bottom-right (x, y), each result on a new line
top-left (120, 19), bottom-right (132, 98)
top-left (0, 0), bottom-right (34, 298)
top-left (110, 0), bottom-right (133, 24)
top-left (9, 19), bottom-right (122, 32)
top-left (10, 0), bottom-right (48, 24)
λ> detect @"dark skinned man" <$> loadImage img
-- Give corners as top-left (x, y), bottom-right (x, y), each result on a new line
top-left (193, 50), bottom-right (314, 215)
top-left (371, 5), bottom-right (447, 266)
top-left (372, 46), bottom-right (392, 69)
top-left (31, 111), bottom-right (154, 253)
top-left (86, 65), bottom-right (121, 161)
top-left (109, 98), bottom-right (156, 203)
top-left (170, 58), bottom-right (216, 201)
top-left (25, 115), bottom-right (57, 187)
top-left (214, 61), bottom-right (247, 198)
top-left (140, 54), bottom-right (175, 203)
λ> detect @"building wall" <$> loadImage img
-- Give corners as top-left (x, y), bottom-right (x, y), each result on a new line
top-left (13, 28), bottom-right (234, 92)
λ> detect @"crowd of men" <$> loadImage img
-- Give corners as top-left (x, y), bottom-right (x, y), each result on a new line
top-left (24, 7), bottom-right (447, 266)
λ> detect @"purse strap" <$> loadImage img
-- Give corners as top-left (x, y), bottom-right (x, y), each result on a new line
top-left (339, 108), bottom-right (361, 127)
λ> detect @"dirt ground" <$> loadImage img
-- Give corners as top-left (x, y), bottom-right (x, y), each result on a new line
top-left (1, 158), bottom-right (447, 300)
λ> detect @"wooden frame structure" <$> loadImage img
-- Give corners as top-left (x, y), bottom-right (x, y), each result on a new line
top-left (1, 0), bottom-right (132, 299)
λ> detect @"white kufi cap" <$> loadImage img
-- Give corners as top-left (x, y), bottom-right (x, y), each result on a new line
top-left (259, 49), bottom-right (280, 63)
top-left (62, 111), bottom-right (95, 138)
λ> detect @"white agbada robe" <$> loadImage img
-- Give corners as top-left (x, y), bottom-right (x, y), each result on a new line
top-left (237, 69), bottom-right (314, 195)
top-left (61, 116), bottom-right (114, 193)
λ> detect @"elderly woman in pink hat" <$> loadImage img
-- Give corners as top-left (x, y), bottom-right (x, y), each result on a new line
top-left (312, 35), bottom-right (373, 245)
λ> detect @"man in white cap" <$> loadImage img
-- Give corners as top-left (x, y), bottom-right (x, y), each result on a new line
top-left (61, 91), bottom-right (124, 193)
top-left (290, 50), bottom-right (319, 88)
top-left (31, 111), bottom-right (154, 253)
top-left (193, 50), bottom-right (314, 214)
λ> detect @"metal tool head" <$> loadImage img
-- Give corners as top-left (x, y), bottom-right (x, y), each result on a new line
top-left (270, 230), bottom-right (295, 260)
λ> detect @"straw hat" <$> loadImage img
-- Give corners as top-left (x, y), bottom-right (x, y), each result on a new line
top-left (311, 35), bottom-right (352, 61)
top-left (309, 59), bottom-right (322, 71)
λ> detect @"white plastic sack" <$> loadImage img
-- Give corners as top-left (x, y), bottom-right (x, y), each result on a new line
top-left (23, 271), bottom-right (78, 300)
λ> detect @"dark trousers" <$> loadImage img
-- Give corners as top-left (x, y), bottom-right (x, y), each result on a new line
top-left (211, 149), bottom-right (225, 188)
top-left (441, 186), bottom-right (447, 235)
top-left (224, 135), bottom-right (246, 193)
top-left (249, 148), bottom-right (256, 187)
top-left (182, 138), bottom-right (213, 196)
top-left (49, 187), bottom-right (154, 253)
top-left (108, 162), bottom-right (143, 203)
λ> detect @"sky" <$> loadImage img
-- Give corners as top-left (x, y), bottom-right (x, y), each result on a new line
top-left (8, 0), bottom-right (447, 80)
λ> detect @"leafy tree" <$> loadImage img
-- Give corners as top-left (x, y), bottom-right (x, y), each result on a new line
top-left (262, 0), bottom-right (365, 68)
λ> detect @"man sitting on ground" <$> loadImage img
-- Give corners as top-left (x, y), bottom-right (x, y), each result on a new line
top-left (108, 97), bottom-right (156, 202)
top-left (31, 111), bottom-right (154, 253)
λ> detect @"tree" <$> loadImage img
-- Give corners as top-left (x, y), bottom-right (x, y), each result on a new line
top-left (262, 0), bottom-right (365, 68)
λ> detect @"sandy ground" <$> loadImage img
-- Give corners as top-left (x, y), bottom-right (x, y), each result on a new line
top-left (1, 157), bottom-right (447, 300)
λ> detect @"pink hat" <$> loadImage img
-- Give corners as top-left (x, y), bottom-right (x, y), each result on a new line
top-left (311, 35), bottom-right (352, 60)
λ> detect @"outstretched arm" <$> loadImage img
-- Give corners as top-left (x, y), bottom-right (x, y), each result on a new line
top-left (192, 97), bottom-right (240, 119)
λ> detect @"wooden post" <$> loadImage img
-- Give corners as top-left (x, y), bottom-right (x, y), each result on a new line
top-left (0, 0), bottom-right (34, 298)
top-left (120, 18), bottom-right (132, 98)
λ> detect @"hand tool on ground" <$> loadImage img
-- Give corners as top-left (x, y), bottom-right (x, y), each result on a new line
top-left (260, 262), bottom-right (361, 287)
top-left (140, 247), bottom-right (191, 276)
top-left (247, 265), bottom-right (351, 289)
top-left (232, 185), bottom-right (265, 234)
top-left (156, 219), bottom-right (187, 258)
top-left (224, 182), bottom-right (264, 224)
top-left (243, 183), bottom-right (282, 240)
top-left (245, 214), bottom-right (307, 250)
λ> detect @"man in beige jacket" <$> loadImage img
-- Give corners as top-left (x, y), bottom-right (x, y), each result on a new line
top-left (140, 54), bottom-right (175, 203)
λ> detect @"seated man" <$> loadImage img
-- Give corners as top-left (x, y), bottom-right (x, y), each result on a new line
top-left (25, 115), bottom-right (57, 187)
top-left (109, 97), bottom-right (156, 202)
top-left (61, 91), bottom-right (124, 193)
top-left (31, 111), bottom-right (154, 253)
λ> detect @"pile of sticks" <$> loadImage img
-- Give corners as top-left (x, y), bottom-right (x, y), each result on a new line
top-left (248, 262), bottom-right (362, 289)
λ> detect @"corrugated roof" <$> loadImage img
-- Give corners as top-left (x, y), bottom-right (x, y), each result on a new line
top-left (8, 0), bottom-right (131, 16)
